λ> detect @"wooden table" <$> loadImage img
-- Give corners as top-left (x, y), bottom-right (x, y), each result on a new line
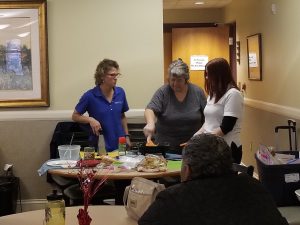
top-left (48, 160), bottom-right (182, 180)
top-left (0, 206), bottom-right (136, 225)
top-left (47, 160), bottom-right (181, 205)
top-left (278, 206), bottom-right (300, 225)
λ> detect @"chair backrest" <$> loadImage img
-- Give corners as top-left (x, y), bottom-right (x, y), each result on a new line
top-left (50, 122), bottom-right (91, 159)
top-left (127, 122), bottom-right (147, 148)
top-left (232, 163), bottom-right (254, 176)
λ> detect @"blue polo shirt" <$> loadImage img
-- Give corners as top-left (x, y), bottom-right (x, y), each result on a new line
top-left (75, 86), bottom-right (129, 152)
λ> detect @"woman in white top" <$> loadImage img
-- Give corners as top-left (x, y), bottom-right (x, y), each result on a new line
top-left (194, 58), bottom-right (244, 163)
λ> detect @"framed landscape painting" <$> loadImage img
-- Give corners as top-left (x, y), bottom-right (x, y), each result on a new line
top-left (0, 0), bottom-right (49, 107)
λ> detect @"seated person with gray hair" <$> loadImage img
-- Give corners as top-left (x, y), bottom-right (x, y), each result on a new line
top-left (138, 133), bottom-right (288, 225)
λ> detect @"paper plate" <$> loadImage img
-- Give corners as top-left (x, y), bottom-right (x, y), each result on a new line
top-left (47, 160), bottom-right (77, 168)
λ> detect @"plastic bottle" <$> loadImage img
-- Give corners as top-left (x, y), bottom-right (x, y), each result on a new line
top-left (98, 134), bottom-right (107, 155)
top-left (118, 136), bottom-right (126, 156)
top-left (45, 190), bottom-right (65, 225)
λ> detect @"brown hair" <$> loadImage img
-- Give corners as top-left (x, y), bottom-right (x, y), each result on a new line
top-left (204, 58), bottom-right (239, 103)
top-left (94, 59), bottom-right (119, 85)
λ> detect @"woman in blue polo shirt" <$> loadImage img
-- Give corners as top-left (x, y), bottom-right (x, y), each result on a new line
top-left (72, 58), bottom-right (131, 152)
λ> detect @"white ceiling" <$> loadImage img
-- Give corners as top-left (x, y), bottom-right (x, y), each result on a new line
top-left (163, 0), bottom-right (232, 9)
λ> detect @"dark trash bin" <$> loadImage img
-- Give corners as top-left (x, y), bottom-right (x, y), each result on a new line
top-left (0, 176), bottom-right (19, 216)
top-left (255, 152), bottom-right (300, 206)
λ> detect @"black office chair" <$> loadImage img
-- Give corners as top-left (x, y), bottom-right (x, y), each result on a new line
top-left (48, 121), bottom-right (116, 206)
top-left (47, 122), bottom-right (92, 205)
top-left (232, 163), bottom-right (254, 176)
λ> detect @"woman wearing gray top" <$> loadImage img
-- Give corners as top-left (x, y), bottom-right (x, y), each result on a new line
top-left (143, 59), bottom-right (207, 154)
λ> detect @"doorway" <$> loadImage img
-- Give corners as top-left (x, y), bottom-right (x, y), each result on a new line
top-left (163, 23), bottom-right (236, 89)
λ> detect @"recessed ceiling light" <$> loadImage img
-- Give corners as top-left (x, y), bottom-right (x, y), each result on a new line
top-left (195, 1), bottom-right (204, 5)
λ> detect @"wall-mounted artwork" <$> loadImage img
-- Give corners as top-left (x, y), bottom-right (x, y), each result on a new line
top-left (247, 33), bottom-right (262, 81)
top-left (0, 0), bottom-right (49, 107)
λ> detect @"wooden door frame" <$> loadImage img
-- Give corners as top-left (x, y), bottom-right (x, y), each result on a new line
top-left (229, 22), bottom-right (237, 81)
top-left (163, 22), bottom-right (237, 81)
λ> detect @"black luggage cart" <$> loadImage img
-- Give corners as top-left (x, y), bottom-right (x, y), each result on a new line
top-left (255, 119), bottom-right (300, 206)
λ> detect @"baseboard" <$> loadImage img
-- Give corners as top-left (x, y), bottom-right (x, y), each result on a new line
top-left (17, 199), bottom-right (47, 213)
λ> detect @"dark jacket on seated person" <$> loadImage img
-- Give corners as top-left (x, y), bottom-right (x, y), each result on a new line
top-left (139, 174), bottom-right (288, 225)
top-left (138, 133), bottom-right (288, 225)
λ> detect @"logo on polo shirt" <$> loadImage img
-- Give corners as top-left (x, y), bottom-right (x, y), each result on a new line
top-left (114, 101), bottom-right (123, 104)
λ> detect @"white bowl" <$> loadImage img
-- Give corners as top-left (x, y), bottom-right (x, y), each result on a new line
top-left (58, 145), bottom-right (80, 160)
top-left (295, 189), bottom-right (300, 202)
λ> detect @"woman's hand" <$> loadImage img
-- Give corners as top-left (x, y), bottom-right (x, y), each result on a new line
top-left (143, 123), bottom-right (155, 142)
top-left (89, 117), bottom-right (102, 136)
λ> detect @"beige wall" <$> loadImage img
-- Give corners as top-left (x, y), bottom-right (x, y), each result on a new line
top-left (2, 0), bottom-right (300, 207)
top-left (0, 121), bottom-right (56, 199)
top-left (224, 0), bottom-right (300, 108)
top-left (223, 0), bottom-right (300, 168)
top-left (48, 0), bottom-right (164, 110)
top-left (165, 1), bottom-right (300, 170)
top-left (0, 0), bottom-right (163, 206)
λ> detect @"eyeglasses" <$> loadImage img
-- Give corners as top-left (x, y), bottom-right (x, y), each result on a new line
top-left (169, 77), bottom-right (185, 83)
top-left (106, 73), bottom-right (122, 78)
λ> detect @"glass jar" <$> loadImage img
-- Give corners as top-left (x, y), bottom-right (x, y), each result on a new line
top-left (118, 136), bottom-right (126, 156)
top-left (45, 190), bottom-right (65, 225)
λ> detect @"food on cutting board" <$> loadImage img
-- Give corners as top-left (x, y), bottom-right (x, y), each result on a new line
top-left (99, 155), bottom-right (116, 166)
top-left (136, 154), bottom-right (167, 172)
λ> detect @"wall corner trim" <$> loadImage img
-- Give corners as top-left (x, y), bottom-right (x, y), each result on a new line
top-left (1, 100), bottom-right (299, 122)
top-left (244, 98), bottom-right (300, 120)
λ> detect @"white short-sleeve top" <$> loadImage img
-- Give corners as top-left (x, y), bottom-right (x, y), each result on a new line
top-left (202, 88), bottom-right (244, 146)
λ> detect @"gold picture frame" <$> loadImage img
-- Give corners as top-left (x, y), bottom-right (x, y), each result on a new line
top-left (0, 0), bottom-right (49, 107)
top-left (247, 33), bottom-right (262, 81)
